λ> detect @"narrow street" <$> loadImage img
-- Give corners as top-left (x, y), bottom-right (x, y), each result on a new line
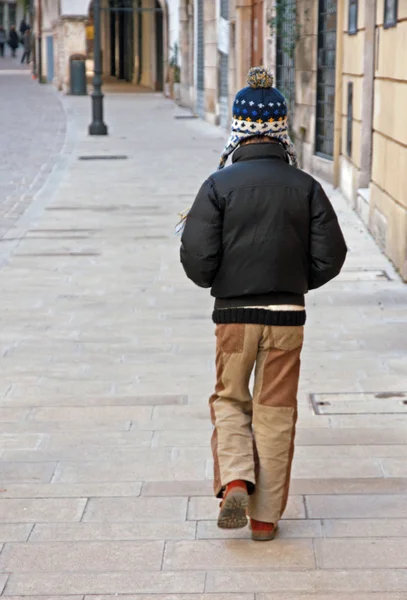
top-left (0, 76), bottom-right (407, 597)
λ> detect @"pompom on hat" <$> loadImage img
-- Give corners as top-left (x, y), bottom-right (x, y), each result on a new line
top-left (218, 67), bottom-right (298, 170)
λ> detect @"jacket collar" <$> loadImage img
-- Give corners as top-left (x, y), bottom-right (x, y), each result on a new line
top-left (232, 142), bottom-right (289, 164)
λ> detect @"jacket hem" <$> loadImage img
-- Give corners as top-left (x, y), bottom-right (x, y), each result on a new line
top-left (213, 308), bottom-right (306, 326)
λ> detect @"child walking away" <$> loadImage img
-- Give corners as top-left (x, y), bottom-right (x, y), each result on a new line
top-left (180, 67), bottom-right (347, 541)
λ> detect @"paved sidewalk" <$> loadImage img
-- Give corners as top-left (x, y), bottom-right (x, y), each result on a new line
top-left (0, 92), bottom-right (407, 598)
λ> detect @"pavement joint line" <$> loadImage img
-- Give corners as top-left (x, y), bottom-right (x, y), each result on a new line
top-left (0, 573), bottom-right (9, 595)
top-left (25, 524), bottom-right (35, 543)
top-left (79, 498), bottom-right (90, 523)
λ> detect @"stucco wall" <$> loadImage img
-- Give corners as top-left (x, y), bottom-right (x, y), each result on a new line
top-left (339, 0), bottom-right (365, 206)
top-left (369, 0), bottom-right (407, 280)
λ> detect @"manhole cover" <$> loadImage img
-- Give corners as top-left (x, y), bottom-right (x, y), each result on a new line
top-left (310, 392), bottom-right (407, 415)
top-left (78, 155), bottom-right (128, 161)
top-left (336, 270), bottom-right (391, 282)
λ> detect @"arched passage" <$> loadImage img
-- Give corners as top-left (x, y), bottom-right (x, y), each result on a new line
top-left (85, 0), bottom-right (167, 90)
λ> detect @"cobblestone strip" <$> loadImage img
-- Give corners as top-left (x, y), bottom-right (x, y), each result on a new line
top-left (0, 65), bottom-right (67, 239)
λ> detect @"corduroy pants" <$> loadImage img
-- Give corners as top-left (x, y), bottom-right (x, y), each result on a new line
top-left (210, 323), bottom-right (303, 524)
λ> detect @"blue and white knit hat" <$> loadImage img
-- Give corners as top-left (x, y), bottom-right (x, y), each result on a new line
top-left (218, 67), bottom-right (298, 170)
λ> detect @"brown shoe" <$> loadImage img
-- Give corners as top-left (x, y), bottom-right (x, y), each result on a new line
top-left (250, 518), bottom-right (277, 541)
top-left (217, 480), bottom-right (248, 530)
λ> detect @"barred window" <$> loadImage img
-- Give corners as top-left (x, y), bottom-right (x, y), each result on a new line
top-left (384, 0), bottom-right (398, 28)
top-left (348, 0), bottom-right (358, 35)
top-left (347, 82), bottom-right (353, 158)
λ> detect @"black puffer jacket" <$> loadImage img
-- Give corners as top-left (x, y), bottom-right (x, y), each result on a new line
top-left (181, 143), bottom-right (347, 307)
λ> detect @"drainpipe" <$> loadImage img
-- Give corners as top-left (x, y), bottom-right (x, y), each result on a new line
top-left (333, 0), bottom-right (344, 188)
top-left (359, 0), bottom-right (376, 189)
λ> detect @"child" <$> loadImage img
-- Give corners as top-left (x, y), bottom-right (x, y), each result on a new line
top-left (180, 67), bottom-right (347, 541)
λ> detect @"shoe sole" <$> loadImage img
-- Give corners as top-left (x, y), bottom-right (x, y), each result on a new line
top-left (251, 524), bottom-right (278, 542)
top-left (217, 489), bottom-right (249, 530)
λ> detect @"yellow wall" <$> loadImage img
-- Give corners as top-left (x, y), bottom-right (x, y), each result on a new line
top-left (370, 5), bottom-right (407, 280)
top-left (338, 0), bottom-right (366, 203)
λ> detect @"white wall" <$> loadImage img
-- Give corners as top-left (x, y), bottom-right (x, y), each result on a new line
top-left (167, 0), bottom-right (180, 60)
top-left (60, 0), bottom-right (89, 17)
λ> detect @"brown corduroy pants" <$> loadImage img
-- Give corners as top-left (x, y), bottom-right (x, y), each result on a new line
top-left (210, 323), bottom-right (303, 524)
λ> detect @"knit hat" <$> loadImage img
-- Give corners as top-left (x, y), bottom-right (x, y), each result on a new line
top-left (218, 67), bottom-right (298, 170)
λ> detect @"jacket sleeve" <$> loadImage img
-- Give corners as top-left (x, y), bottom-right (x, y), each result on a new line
top-left (309, 181), bottom-right (347, 290)
top-left (180, 178), bottom-right (223, 288)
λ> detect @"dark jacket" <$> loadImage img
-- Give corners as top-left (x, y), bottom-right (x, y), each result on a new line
top-left (8, 30), bottom-right (19, 49)
top-left (180, 143), bottom-right (347, 306)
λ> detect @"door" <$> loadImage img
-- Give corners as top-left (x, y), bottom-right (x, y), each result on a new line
top-left (252, 0), bottom-right (264, 66)
top-left (46, 35), bottom-right (54, 83)
top-left (315, 0), bottom-right (337, 158)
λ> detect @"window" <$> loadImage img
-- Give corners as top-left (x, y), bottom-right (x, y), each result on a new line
top-left (384, 0), bottom-right (398, 28)
top-left (0, 4), bottom-right (4, 27)
top-left (347, 82), bottom-right (353, 158)
top-left (348, 0), bottom-right (358, 34)
top-left (8, 2), bottom-right (16, 27)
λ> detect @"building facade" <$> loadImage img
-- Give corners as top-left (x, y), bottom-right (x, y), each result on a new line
top-left (32, 0), bottom-right (179, 93)
top-left (0, 0), bottom-right (26, 38)
top-left (178, 0), bottom-right (407, 281)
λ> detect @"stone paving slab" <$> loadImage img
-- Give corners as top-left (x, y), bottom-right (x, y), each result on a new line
top-left (0, 498), bottom-right (87, 523)
top-left (0, 541), bottom-right (164, 572)
top-left (315, 538), bottom-right (407, 569)
top-left (0, 433), bottom-right (43, 450)
top-left (53, 457), bottom-right (206, 483)
top-left (0, 408), bottom-right (29, 422)
top-left (290, 478), bottom-right (407, 495)
top-left (0, 461), bottom-right (56, 483)
top-left (258, 595), bottom-right (407, 600)
top-left (83, 497), bottom-right (188, 522)
top-left (30, 521), bottom-right (197, 542)
top-left (306, 494), bottom-right (407, 518)
top-left (5, 571), bottom-right (206, 595)
top-left (205, 570), bottom-right (407, 593)
top-left (84, 596), bottom-right (254, 600)
top-left (27, 406), bottom-right (154, 423)
top-left (322, 518), bottom-right (407, 538)
top-left (164, 539), bottom-right (316, 570)
top-left (0, 482), bottom-right (142, 498)
top-left (0, 525), bottom-right (32, 543)
top-left (0, 394), bottom-right (188, 408)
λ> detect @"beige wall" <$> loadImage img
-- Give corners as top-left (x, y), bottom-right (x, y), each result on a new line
top-left (179, 0), bottom-right (195, 109)
top-left (203, 0), bottom-right (218, 124)
top-left (369, 0), bottom-right (407, 280)
top-left (338, 0), bottom-right (365, 206)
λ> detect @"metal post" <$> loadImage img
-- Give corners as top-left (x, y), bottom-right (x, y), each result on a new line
top-left (31, 0), bottom-right (37, 78)
top-left (37, 0), bottom-right (43, 83)
top-left (89, 0), bottom-right (108, 135)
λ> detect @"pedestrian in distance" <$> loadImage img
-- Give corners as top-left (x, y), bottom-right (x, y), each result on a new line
top-left (0, 27), bottom-right (6, 57)
top-left (19, 18), bottom-right (29, 41)
top-left (180, 66), bottom-right (347, 542)
top-left (21, 27), bottom-right (33, 64)
top-left (8, 26), bottom-right (19, 58)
